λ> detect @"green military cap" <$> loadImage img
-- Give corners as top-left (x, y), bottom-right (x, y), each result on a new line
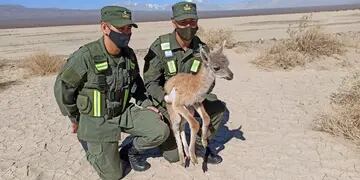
top-left (172, 1), bottom-right (198, 21)
top-left (101, 6), bottom-right (138, 28)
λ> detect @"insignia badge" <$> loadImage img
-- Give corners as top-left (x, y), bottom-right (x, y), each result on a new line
top-left (184, 4), bottom-right (192, 11)
top-left (122, 11), bottom-right (130, 19)
top-left (190, 59), bottom-right (201, 73)
top-left (164, 50), bottom-right (173, 57)
top-left (161, 43), bottom-right (171, 50)
top-left (167, 60), bottom-right (177, 74)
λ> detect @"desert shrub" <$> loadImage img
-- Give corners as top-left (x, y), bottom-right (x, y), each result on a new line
top-left (22, 51), bottom-right (65, 76)
top-left (253, 15), bottom-right (344, 70)
top-left (254, 40), bottom-right (307, 70)
top-left (197, 26), bottom-right (235, 49)
top-left (314, 72), bottom-right (360, 145)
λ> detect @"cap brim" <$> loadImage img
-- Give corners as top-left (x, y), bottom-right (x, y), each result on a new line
top-left (173, 14), bottom-right (198, 21)
top-left (110, 19), bottom-right (138, 28)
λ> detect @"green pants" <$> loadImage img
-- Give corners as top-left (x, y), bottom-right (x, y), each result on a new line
top-left (158, 96), bottom-right (227, 163)
top-left (84, 104), bottom-right (170, 180)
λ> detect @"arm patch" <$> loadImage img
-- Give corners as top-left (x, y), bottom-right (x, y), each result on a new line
top-left (60, 66), bottom-right (83, 87)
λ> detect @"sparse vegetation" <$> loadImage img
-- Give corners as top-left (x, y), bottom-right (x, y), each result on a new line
top-left (22, 51), bottom-right (65, 76)
top-left (253, 15), bottom-right (345, 70)
top-left (314, 73), bottom-right (360, 145)
top-left (197, 26), bottom-right (236, 49)
top-left (254, 41), bottom-right (307, 70)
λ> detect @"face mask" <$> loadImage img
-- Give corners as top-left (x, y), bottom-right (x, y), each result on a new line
top-left (108, 29), bottom-right (131, 48)
top-left (176, 26), bottom-right (198, 41)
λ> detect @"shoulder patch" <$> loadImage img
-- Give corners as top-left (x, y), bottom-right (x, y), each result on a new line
top-left (60, 66), bottom-right (83, 87)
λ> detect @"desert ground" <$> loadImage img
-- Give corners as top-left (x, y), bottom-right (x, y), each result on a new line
top-left (1, 9), bottom-right (360, 180)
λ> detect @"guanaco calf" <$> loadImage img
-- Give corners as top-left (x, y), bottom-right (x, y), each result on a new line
top-left (164, 41), bottom-right (233, 165)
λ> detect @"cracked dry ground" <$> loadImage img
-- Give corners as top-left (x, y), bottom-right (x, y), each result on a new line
top-left (1, 50), bottom-right (360, 180)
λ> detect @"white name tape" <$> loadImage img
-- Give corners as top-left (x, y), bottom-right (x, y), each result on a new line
top-left (161, 43), bottom-right (171, 50)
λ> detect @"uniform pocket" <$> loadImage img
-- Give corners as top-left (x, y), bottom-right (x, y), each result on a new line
top-left (86, 142), bottom-right (103, 172)
top-left (89, 74), bottom-right (107, 90)
top-left (95, 74), bottom-right (107, 90)
top-left (77, 94), bottom-right (91, 114)
top-left (106, 73), bottom-right (114, 86)
top-left (88, 143), bottom-right (103, 156)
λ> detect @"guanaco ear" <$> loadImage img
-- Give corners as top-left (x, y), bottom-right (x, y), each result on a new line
top-left (199, 44), bottom-right (209, 62)
top-left (218, 40), bottom-right (227, 53)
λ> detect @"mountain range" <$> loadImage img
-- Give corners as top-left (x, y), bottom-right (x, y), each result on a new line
top-left (1, 3), bottom-right (359, 29)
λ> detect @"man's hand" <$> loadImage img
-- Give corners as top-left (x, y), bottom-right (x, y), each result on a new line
top-left (71, 122), bottom-right (79, 134)
top-left (147, 106), bottom-right (163, 119)
top-left (69, 117), bottom-right (79, 134)
top-left (164, 88), bottom-right (176, 103)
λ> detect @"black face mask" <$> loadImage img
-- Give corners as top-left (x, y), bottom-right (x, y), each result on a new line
top-left (108, 29), bottom-right (131, 49)
top-left (176, 26), bottom-right (198, 41)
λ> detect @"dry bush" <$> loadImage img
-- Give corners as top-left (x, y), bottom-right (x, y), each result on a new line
top-left (314, 73), bottom-right (360, 145)
top-left (22, 51), bottom-right (65, 76)
top-left (254, 40), bottom-right (307, 70)
top-left (287, 15), bottom-right (344, 57)
top-left (197, 26), bottom-right (236, 50)
top-left (254, 15), bottom-right (345, 70)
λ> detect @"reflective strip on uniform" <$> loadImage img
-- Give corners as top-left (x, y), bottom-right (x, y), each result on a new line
top-left (130, 62), bottom-right (136, 69)
top-left (190, 59), bottom-right (201, 73)
top-left (93, 90), bottom-right (101, 117)
top-left (167, 60), bottom-right (177, 74)
top-left (122, 89), bottom-right (129, 112)
top-left (95, 62), bottom-right (108, 71)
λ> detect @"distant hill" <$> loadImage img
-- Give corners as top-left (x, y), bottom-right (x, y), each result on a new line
top-left (0, 4), bottom-right (360, 29)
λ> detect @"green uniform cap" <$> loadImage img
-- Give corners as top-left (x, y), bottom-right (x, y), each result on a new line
top-left (172, 1), bottom-right (198, 21)
top-left (101, 6), bottom-right (138, 28)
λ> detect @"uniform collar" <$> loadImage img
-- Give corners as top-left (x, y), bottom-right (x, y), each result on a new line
top-left (169, 31), bottom-right (182, 50)
top-left (169, 31), bottom-right (204, 62)
top-left (170, 30), bottom-right (201, 52)
top-left (99, 36), bottom-right (125, 66)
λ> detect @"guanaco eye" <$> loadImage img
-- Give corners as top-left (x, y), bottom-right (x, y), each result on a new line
top-left (213, 66), bottom-right (220, 71)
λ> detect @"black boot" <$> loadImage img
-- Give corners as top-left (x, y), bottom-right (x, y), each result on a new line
top-left (195, 138), bottom-right (223, 165)
top-left (127, 144), bottom-right (151, 172)
top-left (205, 147), bottom-right (223, 164)
top-left (119, 143), bottom-right (131, 162)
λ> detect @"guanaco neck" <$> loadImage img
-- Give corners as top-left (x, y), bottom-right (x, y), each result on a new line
top-left (193, 63), bottom-right (215, 96)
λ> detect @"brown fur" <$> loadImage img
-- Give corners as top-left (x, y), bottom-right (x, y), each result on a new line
top-left (164, 65), bottom-right (214, 106)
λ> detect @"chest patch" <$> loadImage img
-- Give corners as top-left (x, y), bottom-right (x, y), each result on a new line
top-left (161, 43), bottom-right (171, 50)
top-left (164, 50), bottom-right (173, 57)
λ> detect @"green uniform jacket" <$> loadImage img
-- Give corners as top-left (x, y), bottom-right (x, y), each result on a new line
top-left (143, 31), bottom-right (216, 110)
top-left (54, 37), bottom-right (153, 142)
